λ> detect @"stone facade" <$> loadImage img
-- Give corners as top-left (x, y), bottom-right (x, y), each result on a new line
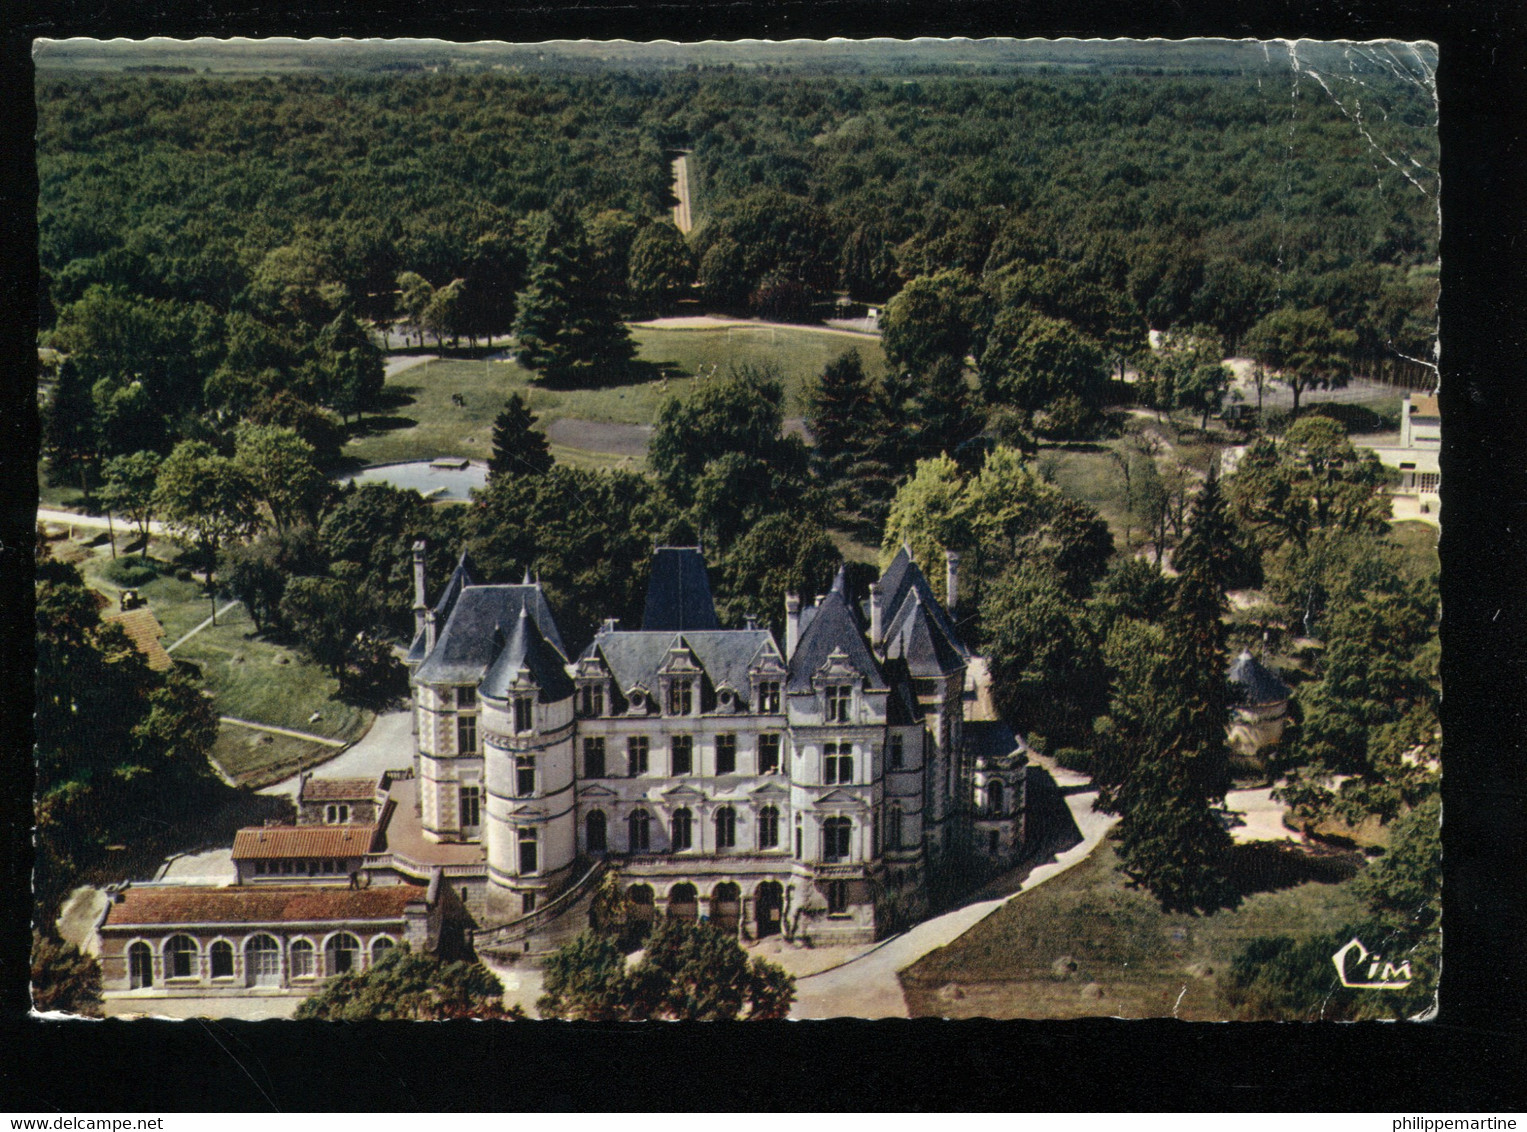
top-left (402, 543), bottom-right (1028, 946)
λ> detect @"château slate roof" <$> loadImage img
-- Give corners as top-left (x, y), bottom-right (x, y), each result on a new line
top-left (480, 607), bottom-right (575, 702)
top-left (405, 550), bottom-right (478, 664)
top-left (878, 546), bottom-right (971, 660)
top-left (964, 719), bottom-right (1030, 768)
top-left (1227, 651), bottom-right (1292, 706)
top-left (641, 547), bottom-right (720, 631)
top-left (413, 583), bottom-right (566, 685)
top-left (881, 587), bottom-right (966, 677)
top-left (102, 884), bottom-right (424, 928)
top-left (583, 629), bottom-right (780, 708)
top-left (231, 825), bottom-right (379, 860)
top-left (787, 589), bottom-right (887, 694)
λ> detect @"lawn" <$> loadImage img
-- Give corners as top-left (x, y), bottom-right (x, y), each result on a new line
top-left (342, 325), bottom-right (888, 469)
top-left (78, 551), bottom-right (374, 758)
top-left (1037, 444), bottom-right (1137, 547)
top-left (211, 725), bottom-right (340, 790)
top-left (899, 837), bottom-right (1370, 1020)
top-left (1388, 520), bottom-right (1440, 580)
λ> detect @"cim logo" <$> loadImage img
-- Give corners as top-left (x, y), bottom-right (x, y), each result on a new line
top-left (1331, 937), bottom-right (1414, 989)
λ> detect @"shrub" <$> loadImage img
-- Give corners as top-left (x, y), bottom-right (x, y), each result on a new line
top-left (1054, 747), bottom-right (1093, 774)
top-left (100, 558), bottom-right (157, 587)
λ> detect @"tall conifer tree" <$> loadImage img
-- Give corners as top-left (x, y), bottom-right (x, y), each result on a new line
top-left (488, 393), bottom-right (554, 480)
top-left (513, 209), bottom-right (634, 387)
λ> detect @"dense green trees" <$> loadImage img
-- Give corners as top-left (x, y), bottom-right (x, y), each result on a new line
top-left (30, 932), bottom-right (103, 1016)
top-left (626, 220), bottom-right (695, 314)
top-left (1093, 478), bottom-right (1239, 913)
top-left (34, 549), bottom-right (223, 906)
top-left (294, 946), bottom-right (516, 1021)
top-left (538, 919), bottom-right (794, 1021)
top-left (513, 209), bottom-right (636, 386)
top-left (1245, 307), bottom-right (1358, 416)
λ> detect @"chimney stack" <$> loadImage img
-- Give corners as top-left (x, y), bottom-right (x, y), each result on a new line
top-left (785, 593), bottom-right (802, 659)
top-left (412, 540), bottom-right (429, 638)
top-left (869, 581), bottom-right (883, 648)
top-left (945, 550), bottom-right (962, 617)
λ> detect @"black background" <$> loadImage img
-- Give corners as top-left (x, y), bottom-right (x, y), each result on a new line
top-left (0, 0), bottom-right (1523, 1112)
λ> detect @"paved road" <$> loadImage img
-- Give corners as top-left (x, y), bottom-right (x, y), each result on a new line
top-left (165, 601), bottom-right (243, 652)
top-left (259, 708), bottom-right (415, 800)
top-left (789, 782), bottom-right (1118, 1020)
top-left (220, 716), bottom-right (347, 748)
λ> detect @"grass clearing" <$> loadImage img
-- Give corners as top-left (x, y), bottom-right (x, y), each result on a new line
top-left (1038, 444), bottom-right (1137, 547)
top-left (211, 725), bottom-right (339, 789)
top-left (1388, 520), bottom-right (1439, 580)
top-left (78, 548), bottom-right (374, 756)
top-left (343, 325), bottom-right (888, 468)
top-left (900, 837), bottom-right (1369, 1020)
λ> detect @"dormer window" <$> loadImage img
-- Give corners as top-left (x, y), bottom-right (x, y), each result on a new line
top-left (668, 679), bottom-right (693, 716)
top-left (513, 696), bottom-right (533, 734)
top-left (825, 685), bottom-right (852, 724)
top-left (628, 690), bottom-right (646, 713)
top-left (757, 681), bottom-right (781, 714)
top-left (455, 686), bottom-right (476, 709)
top-left (718, 688), bottom-right (735, 712)
top-left (579, 684), bottom-right (604, 718)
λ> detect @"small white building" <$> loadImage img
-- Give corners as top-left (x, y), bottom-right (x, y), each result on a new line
top-left (1367, 393), bottom-right (1440, 519)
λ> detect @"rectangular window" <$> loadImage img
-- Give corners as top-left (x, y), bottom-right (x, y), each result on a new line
top-left (455, 686), bottom-right (476, 709)
top-left (826, 879), bottom-right (848, 915)
top-left (757, 681), bottom-right (781, 714)
top-left (513, 696), bottom-right (533, 734)
top-left (523, 892), bottom-right (536, 914)
top-left (519, 828), bottom-right (539, 875)
top-left (888, 734), bottom-right (904, 770)
top-left (580, 684), bottom-right (604, 718)
top-left (758, 734), bottom-right (782, 775)
top-left (671, 735), bottom-right (693, 776)
top-left (515, 755), bottom-right (536, 798)
top-left (824, 743), bottom-right (853, 785)
top-left (456, 715), bottom-right (477, 755)
top-left (583, 737), bottom-right (606, 779)
top-left (825, 685), bottom-right (852, 723)
top-left (715, 734), bottom-right (736, 776)
top-left (459, 786), bottom-right (481, 828)
top-left (668, 680), bottom-right (693, 716)
top-left (627, 735), bottom-right (649, 776)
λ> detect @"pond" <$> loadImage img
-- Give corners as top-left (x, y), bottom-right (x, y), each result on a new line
top-left (337, 458), bottom-right (488, 502)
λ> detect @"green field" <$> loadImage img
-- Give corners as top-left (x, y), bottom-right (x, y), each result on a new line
top-left (211, 725), bottom-right (340, 790)
top-left (79, 552), bottom-right (373, 762)
top-left (900, 838), bottom-right (1369, 1020)
top-left (343, 325), bottom-right (887, 469)
top-left (1389, 519), bottom-right (1440, 579)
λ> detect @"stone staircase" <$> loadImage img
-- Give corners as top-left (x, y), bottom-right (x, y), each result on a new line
top-left (473, 857), bottom-right (606, 963)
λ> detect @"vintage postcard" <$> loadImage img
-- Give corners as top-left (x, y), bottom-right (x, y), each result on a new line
top-left (30, 35), bottom-right (1440, 1023)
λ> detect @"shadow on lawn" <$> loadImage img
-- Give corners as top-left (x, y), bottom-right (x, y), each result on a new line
top-left (1225, 839), bottom-right (1363, 897)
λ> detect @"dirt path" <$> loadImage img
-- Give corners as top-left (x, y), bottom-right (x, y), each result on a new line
top-left (631, 315), bottom-right (881, 339)
top-left (36, 507), bottom-right (168, 537)
top-left (670, 153), bottom-right (693, 234)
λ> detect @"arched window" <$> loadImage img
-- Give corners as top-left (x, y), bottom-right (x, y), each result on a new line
top-left (714, 806), bottom-right (736, 850)
top-left (371, 937), bottom-right (395, 965)
top-left (887, 803), bottom-right (903, 851)
top-left (627, 883), bottom-right (654, 906)
top-left (988, 780), bottom-right (1005, 816)
top-left (667, 882), bottom-right (698, 921)
top-left (289, 939), bottom-right (315, 979)
top-left (325, 933), bottom-right (360, 976)
top-left (586, 810), bottom-right (607, 853)
top-left (671, 808), bottom-right (692, 851)
top-left (128, 942), bottom-right (153, 989)
top-left (823, 816), bottom-right (852, 862)
top-left (628, 809), bottom-right (651, 853)
top-left (758, 806), bottom-right (780, 849)
top-left (165, 934), bottom-right (198, 979)
top-left (246, 935), bottom-right (281, 987)
top-left (209, 940), bottom-right (234, 979)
